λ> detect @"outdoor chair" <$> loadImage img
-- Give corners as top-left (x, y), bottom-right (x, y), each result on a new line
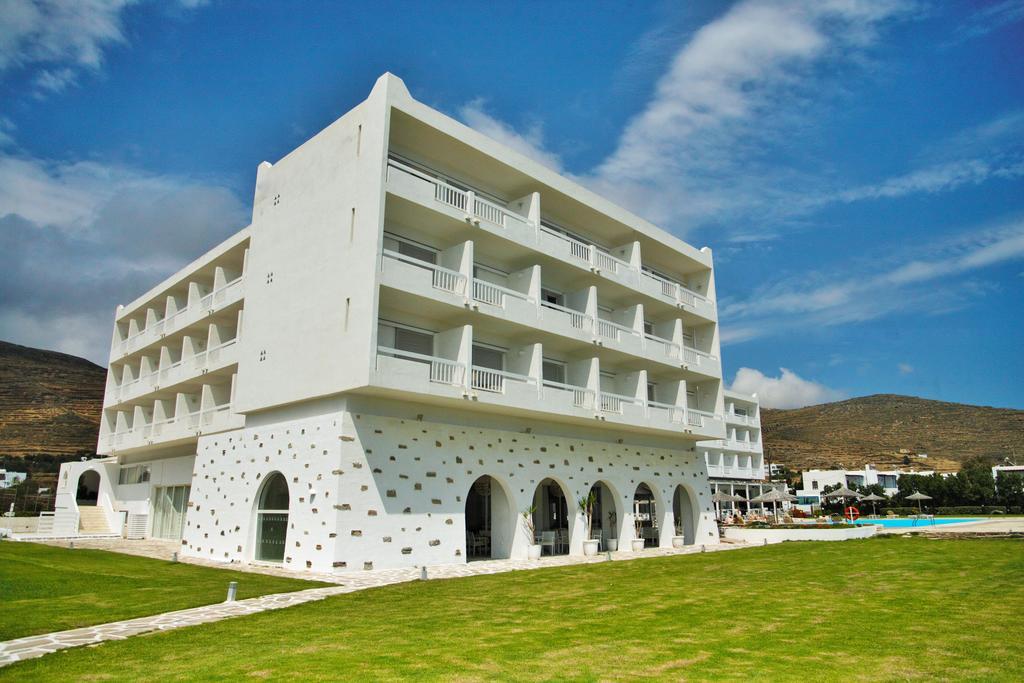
top-left (540, 530), bottom-right (556, 556)
top-left (556, 528), bottom-right (569, 553)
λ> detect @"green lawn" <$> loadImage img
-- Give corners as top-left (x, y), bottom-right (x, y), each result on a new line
top-left (3, 536), bottom-right (1022, 681)
top-left (0, 542), bottom-right (328, 640)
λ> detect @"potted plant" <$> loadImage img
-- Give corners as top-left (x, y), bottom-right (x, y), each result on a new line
top-left (606, 510), bottom-right (618, 551)
top-left (522, 506), bottom-right (541, 560)
top-left (578, 492), bottom-right (599, 556)
top-left (631, 514), bottom-right (647, 552)
top-left (672, 522), bottom-right (686, 548)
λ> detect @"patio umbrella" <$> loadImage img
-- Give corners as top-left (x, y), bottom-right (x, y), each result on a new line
top-left (750, 488), bottom-right (796, 524)
top-left (821, 486), bottom-right (863, 522)
top-left (905, 491), bottom-right (932, 514)
top-left (711, 491), bottom-right (745, 521)
top-left (860, 493), bottom-right (886, 517)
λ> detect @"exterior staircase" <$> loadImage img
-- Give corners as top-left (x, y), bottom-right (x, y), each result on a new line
top-left (77, 505), bottom-right (111, 534)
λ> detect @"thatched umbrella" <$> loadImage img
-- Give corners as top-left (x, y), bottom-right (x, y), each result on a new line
top-left (711, 491), bottom-right (745, 521)
top-left (905, 491), bottom-right (932, 515)
top-left (822, 486), bottom-right (863, 522)
top-left (860, 492), bottom-right (886, 517)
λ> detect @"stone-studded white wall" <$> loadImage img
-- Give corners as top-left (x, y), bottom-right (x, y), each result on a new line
top-left (181, 397), bottom-right (720, 574)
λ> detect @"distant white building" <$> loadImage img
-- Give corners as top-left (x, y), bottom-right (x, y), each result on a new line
top-left (993, 464), bottom-right (1024, 488)
top-left (795, 465), bottom-right (934, 509)
top-left (47, 74), bottom-right (739, 573)
top-left (0, 470), bottom-right (28, 488)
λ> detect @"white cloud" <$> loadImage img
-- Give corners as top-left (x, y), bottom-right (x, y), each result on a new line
top-left (730, 367), bottom-right (845, 409)
top-left (458, 99), bottom-right (563, 172)
top-left (719, 218), bottom-right (1024, 343)
top-left (0, 150), bottom-right (249, 363)
top-left (0, 0), bottom-right (205, 97)
top-left (944, 0), bottom-right (1024, 46)
top-left (898, 363), bottom-right (914, 374)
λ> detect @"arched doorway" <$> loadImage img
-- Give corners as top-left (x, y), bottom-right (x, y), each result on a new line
top-left (465, 475), bottom-right (513, 560)
top-left (633, 483), bottom-right (658, 548)
top-left (531, 478), bottom-right (570, 556)
top-left (587, 481), bottom-right (621, 551)
top-left (76, 470), bottom-right (100, 505)
top-left (673, 485), bottom-right (696, 545)
top-left (255, 472), bottom-right (289, 563)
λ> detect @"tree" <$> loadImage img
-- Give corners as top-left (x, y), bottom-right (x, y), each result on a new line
top-left (957, 457), bottom-right (996, 506)
top-left (996, 472), bottom-right (1024, 510)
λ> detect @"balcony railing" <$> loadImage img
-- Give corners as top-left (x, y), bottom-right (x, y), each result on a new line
top-left (472, 279), bottom-right (534, 308)
top-left (540, 300), bottom-right (593, 331)
top-left (470, 366), bottom-right (536, 394)
top-left (387, 158), bottom-right (521, 229)
top-left (595, 317), bottom-right (641, 343)
top-left (726, 411), bottom-right (760, 426)
top-left (598, 391), bottom-right (644, 415)
top-left (648, 400), bottom-right (686, 423)
top-left (377, 346), bottom-right (466, 386)
top-left (641, 271), bottom-right (708, 310)
top-left (542, 379), bottom-right (594, 409)
top-left (382, 249), bottom-right (467, 296)
top-left (115, 276), bottom-right (244, 358)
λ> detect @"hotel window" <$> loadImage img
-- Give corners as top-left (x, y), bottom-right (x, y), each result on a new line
top-left (542, 358), bottom-right (566, 384)
top-left (377, 321), bottom-right (434, 359)
top-left (382, 232), bottom-right (437, 265)
top-left (812, 480), bottom-right (819, 490)
top-left (118, 465), bottom-right (151, 485)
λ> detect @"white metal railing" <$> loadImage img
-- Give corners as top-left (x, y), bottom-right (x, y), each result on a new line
top-left (593, 248), bottom-right (631, 274)
top-left (383, 249), bottom-right (467, 295)
top-left (541, 300), bottom-right (593, 331)
top-left (648, 401), bottom-right (686, 423)
top-left (644, 334), bottom-right (680, 359)
top-left (599, 391), bottom-right (643, 414)
top-left (470, 366), bottom-right (535, 394)
top-left (472, 279), bottom-right (533, 308)
top-left (641, 271), bottom-right (708, 309)
top-left (596, 317), bottom-right (641, 342)
top-left (727, 411), bottom-right (759, 426)
top-left (116, 277), bottom-right (243, 358)
top-left (387, 158), bottom-right (519, 228)
top-left (542, 380), bottom-right (594, 409)
top-left (200, 404), bottom-right (233, 427)
top-left (378, 346), bottom-right (466, 386)
top-left (683, 345), bottom-right (716, 365)
top-left (687, 408), bottom-right (716, 428)
top-left (540, 226), bottom-right (592, 264)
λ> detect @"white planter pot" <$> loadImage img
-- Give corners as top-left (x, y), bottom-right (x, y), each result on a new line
top-left (606, 539), bottom-right (618, 552)
top-left (672, 536), bottom-right (686, 548)
top-left (527, 544), bottom-right (542, 560)
top-left (583, 539), bottom-right (600, 556)
top-left (631, 539), bottom-right (646, 552)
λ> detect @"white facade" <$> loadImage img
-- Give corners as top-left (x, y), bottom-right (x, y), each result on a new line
top-left (699, 390), bottom-right (770, 511)
top-left (795, 464), bottom-right (935, 506)
top-left (0, 470), bottom-right (28, 488)
top-left (53, 74), bottom-right (735, 572)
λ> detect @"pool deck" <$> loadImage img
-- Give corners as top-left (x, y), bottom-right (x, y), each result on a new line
top-left (871, 517), bottom-right (1024, 535)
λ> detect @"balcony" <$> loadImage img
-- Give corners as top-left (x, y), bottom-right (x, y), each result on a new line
top-left (372, 347), bottom-right (724, 438)
top-left (725, 410), bottom-right (760, 427)
top-left (112, 276), bottom-right (244, 362)
top-left (380, 250), bottom-right (720, 378)
top-left (106, 339), bottom-right (239, 407)
top-left (105, 403), bottom-right (243, 452)
top-left (385, 157), bottom-right (714, 320)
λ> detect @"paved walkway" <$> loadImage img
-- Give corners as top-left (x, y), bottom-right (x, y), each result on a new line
top-left (2, 540), bottom-right (752, 666)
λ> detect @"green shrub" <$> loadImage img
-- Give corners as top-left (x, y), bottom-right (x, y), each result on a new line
top-left (935, 506), bottom-right (1006, 515)
top-left (882, 507), bottom-right (917, 516)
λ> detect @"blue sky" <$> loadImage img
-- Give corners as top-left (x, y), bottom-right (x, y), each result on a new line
top-left (0, 0), bottom-right (1021, 409)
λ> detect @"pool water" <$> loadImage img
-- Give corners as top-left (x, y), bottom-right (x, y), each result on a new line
top-left (853, 518), bottom-right (981, 528)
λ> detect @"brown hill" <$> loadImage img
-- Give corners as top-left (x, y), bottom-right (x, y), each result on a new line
top-left (762, 394), bottom-right (1024, 474)
top-left (0, 340), bottom-right (105, 458)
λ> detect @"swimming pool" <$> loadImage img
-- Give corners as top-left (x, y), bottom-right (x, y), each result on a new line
top-left (854, 518), bottom-right (982, 528)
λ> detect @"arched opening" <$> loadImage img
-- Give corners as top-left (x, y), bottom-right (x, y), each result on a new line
top-left (76, 470), bottom-right (100, 505)
top-left (633, 483), bottom-right (659, 548)
top-left (464, 475), bottom-right (514, 560)
top-left (531, 478), bottom-right (570, 556)
top-left (673, 485), bottom-right (697, 545)
top-left (255, 472), bottom-right (289, 563)
top-left (587, 481), bottom-right (621, 551)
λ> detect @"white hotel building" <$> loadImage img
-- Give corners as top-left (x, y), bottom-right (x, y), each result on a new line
top-left (50, 74), bottom-right (760, 573)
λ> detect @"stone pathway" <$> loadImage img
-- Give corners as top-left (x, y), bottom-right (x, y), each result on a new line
top-left (2, 540), bottom-right (752, 666)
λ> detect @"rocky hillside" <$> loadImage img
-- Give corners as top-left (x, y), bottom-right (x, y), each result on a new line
top-left (762, 394), bottom-right (1024, 473)
top-left (0, 341), bottom-right (106, 458)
